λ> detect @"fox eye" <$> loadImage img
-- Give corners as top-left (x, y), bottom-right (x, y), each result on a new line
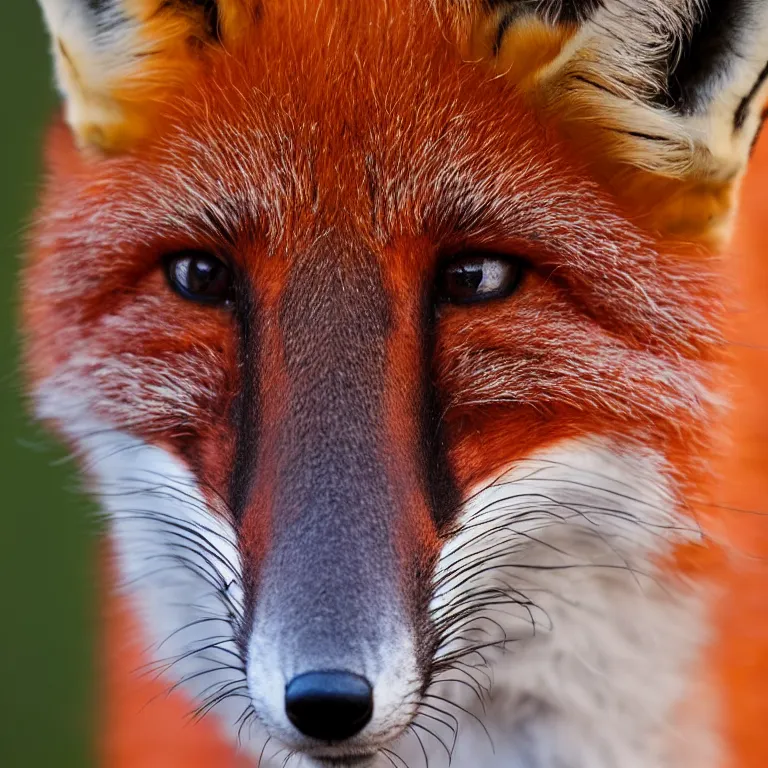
top-left (164, 252), bottom-right (233, 305)
top-left (437, 253), bottom-right (524, 304)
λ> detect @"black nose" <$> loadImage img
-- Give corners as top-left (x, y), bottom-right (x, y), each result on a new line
top-left (285, 670), bottom-right (374, 741)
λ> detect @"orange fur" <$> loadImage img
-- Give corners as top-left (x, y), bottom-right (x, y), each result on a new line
top-left (25, 1), bottom-right (768, 766)
top-left (94, 126), bottom-right (768, 768)
top-left (712, 132), bottom-right (768, 768)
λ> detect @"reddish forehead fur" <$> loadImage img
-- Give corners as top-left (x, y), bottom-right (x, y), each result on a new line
top-left (26, 0), bottom-right (722, 502)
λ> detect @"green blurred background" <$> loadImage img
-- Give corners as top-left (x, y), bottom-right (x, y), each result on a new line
top-left (0, 5), bottom-right (95, 767)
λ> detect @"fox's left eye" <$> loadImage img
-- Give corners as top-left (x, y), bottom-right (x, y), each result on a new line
top-left (437, 253), bottom-right (524, 304)
top-left (164, 252), bottom-right (233, 305)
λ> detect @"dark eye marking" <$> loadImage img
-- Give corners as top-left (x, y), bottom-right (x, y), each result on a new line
top-left (436, 252), bottom-right (525, 305)
top-left (164, 251), bottom-right (233, 305)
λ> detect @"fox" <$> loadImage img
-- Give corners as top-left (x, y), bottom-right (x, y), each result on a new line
top-left (23, 0), bottom-right (768, 767)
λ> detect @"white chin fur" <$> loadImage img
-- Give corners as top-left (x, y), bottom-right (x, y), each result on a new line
top-left (38, 380), bottom-right (716, 767)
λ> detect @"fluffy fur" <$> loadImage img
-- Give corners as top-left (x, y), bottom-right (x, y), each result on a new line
top-left (422, 439), bottom-right (717, 768)
top-left (24, 1), bottom-right (768, 767)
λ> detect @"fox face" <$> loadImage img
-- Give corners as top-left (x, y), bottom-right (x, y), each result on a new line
top-left (26, 1), bottom-right (768, 766)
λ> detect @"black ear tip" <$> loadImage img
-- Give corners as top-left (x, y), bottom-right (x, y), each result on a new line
top-left (191, 0), bottom-right (222, 41)
top-left (488, 0), bottom-right (605, 24)
top-left (79, 0), bottom-right (110, 10)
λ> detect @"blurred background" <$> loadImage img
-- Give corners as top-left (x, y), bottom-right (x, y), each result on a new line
top-left (0, 5), bottom-right (95, 768)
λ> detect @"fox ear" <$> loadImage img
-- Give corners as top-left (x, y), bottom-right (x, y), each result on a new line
top-left (476, 0), bottom-right (768, 246)
top-left (37, 1), bottom-right (238, 151)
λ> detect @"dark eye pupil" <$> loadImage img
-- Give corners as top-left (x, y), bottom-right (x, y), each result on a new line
top-left (165, 252), bottom-right (232, 304)
top-left (188, 258), bottom-right (222, 293)
top-left (445, 262), bottom-right (484, 299)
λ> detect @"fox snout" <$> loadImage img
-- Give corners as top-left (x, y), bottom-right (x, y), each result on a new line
top-left (235, 249), bottom-right (451, 752)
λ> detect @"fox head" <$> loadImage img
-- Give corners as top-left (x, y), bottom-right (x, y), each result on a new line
top-left (25, 1), bottom-right (768, 766)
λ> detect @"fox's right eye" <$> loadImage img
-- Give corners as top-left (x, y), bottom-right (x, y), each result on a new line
top-left (164, 252), bottom-right (233, 305)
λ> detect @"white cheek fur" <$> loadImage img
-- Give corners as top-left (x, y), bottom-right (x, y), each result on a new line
top-left (37, 384), bottom-right (261, 749)
top-left (74, 428), bottom-right (254, 738)
top-left (393, 438), bottom-right (719, 768)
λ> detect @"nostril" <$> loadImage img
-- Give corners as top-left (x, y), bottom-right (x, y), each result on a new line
top-left (285, 670), bottom-right (374, 741)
